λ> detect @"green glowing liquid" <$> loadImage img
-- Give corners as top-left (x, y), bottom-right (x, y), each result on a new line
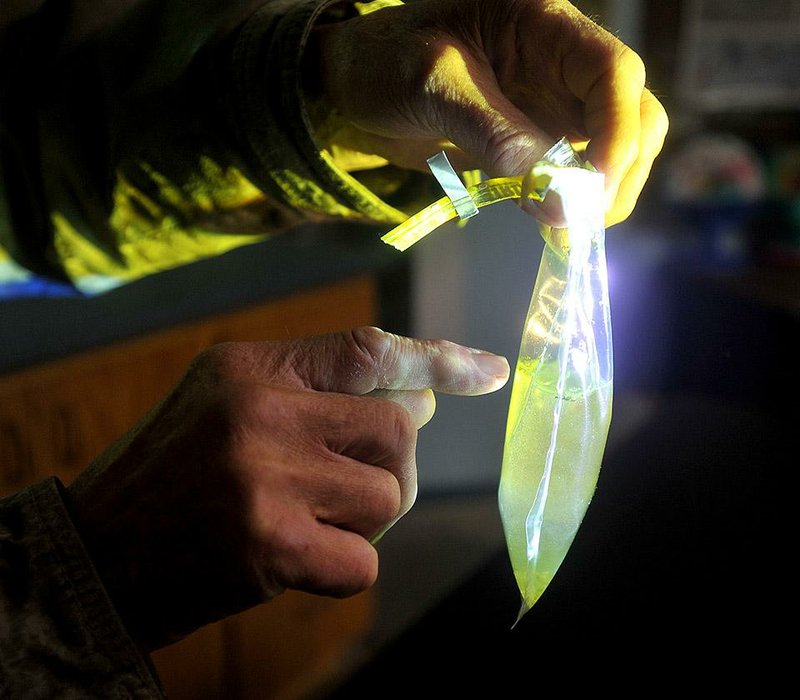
top-left (498, 357), bottom-right (612, 617)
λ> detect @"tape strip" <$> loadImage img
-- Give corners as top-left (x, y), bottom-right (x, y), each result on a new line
top-left (426, 152), bottom-right (479, 221)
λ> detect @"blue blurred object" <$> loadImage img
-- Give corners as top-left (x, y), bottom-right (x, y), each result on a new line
top-left (677, 201), bottom-right (761, 268)
top-left (662, 132), bottom-right (768, 268)
top-left (0, 275), bottom-right (78, 300)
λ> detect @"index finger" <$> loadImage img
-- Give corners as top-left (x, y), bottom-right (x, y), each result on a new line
top-left (604, 87), bottom-right (669, 226)
top-left (283, 326), bottom-right (510, 397)
top-left (562, 32), bottom-right (648, 210)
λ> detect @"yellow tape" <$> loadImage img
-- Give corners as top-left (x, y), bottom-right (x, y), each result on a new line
top-left (381, 176), bottom-right (543, 251)
top-left (381, 139), bottom-right (593, 254)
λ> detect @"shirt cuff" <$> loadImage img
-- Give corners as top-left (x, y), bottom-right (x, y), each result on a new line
top-left (228, 0), bottom-right (414, 224)
top-left (0, 477), bottom-right (164, 697)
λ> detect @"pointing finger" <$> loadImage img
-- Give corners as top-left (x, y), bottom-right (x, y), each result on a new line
top-left (275, 327), bottom-right (510, 397)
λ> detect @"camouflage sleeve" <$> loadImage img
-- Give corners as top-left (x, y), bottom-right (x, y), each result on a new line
top-left (0, 0), bottom-right (426, 294)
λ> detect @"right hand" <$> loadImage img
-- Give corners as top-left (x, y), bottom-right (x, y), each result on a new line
top-left (309, 0), bottom-right (669, 227)
top-left (67, 326), bottom-right (509, 650)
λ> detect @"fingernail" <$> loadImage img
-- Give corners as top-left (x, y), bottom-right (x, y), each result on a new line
top-left (472, 352), bottom-right (510, 379)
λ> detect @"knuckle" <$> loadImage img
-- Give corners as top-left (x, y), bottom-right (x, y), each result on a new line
top-left (345, 550), bottom-right (380, 593)
top-left (321, 547), bottom-right (379, 598)
top-left (349, 326), bottom-right (390, 364)
top-left (650, 99), bottom-right (670, 142)
top-left (190, 341), bottom-right (252, 379)
top-left (344, 326), bottom-right (393, 387)
top-left (268, 525), bottom-right (379, 597)
top-left (366, 470), bottom-right (403, 520)
top-left (268, 520), bottom-right (311, 561)
top-left (614, 44), bottom-right (646, 87)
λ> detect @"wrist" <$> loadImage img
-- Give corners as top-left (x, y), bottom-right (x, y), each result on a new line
top-left (300, 11), bottom-right (353, 150)
top-left (301, 6), bottom-right (409, 173)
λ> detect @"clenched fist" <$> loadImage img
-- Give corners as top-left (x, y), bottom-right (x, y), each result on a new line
top-left (67, 327), bottom-right (509, 650)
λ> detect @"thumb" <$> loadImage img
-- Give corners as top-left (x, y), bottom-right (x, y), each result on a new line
top-left (280, 326), bottom-right (510, 397)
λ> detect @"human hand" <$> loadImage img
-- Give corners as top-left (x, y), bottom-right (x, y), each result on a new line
top-left (67, 327), bottom-right (509, 650)
top-left (306, 0), bottom-right (668, 226)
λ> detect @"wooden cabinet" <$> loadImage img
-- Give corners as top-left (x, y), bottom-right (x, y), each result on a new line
top-left (0, 275), bottom-right (379, 699)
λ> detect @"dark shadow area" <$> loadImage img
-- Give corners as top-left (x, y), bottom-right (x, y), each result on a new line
top-left (326, 216), bottom-right (798, 693)
top-left (327, 392), bottom-right (793, 694)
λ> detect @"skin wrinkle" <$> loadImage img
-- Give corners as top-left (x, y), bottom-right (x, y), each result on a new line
top-left (427, 5), bottom-right (557, 176)
top-left (577, 49), bottom-right (644, 129)
top-left (485, 126), bottom-right (545, 181)
top-left (259, 495), bottom-right (365, 597)
top-left (194, 329), bottom-right (500, 431)
top-left (524, 12), bottom-right (583, 137)
top-left (349, 325), bottom-right (390, 392)
top-left (433, 48), bottom-right (524, 174)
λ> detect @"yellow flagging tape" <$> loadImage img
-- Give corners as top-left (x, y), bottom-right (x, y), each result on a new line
top-left (381, 176), bottom-right (542, 251)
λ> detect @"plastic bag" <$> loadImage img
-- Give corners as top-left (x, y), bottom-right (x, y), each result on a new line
top-left (380, 139), bottom-right (613, 623)
top-left (498, 139), bottom-right (613, 624)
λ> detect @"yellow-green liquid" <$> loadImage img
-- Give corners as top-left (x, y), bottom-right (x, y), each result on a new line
top-left (498, 357), bottom-right (612, 618)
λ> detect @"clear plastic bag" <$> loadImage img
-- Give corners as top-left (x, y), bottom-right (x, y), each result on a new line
top-left (380, 138), bottom-right (613, 623)
top-left (498, 139), bottom-right (613, 623)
